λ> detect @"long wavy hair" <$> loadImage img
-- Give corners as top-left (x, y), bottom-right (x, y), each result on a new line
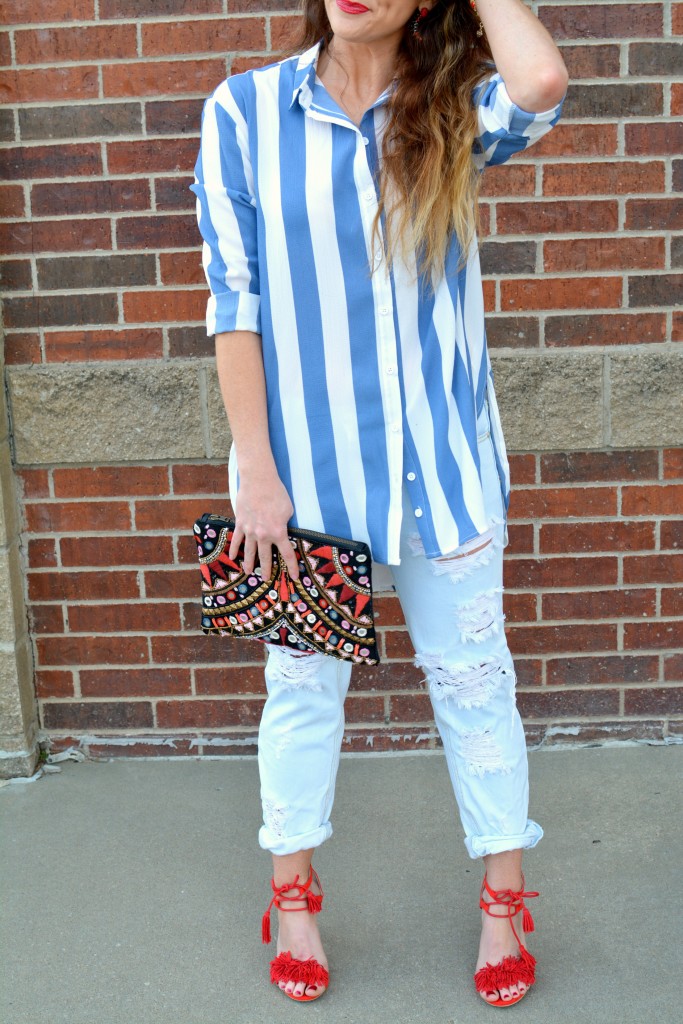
top-left (285, 1), bottom-right (493, 283)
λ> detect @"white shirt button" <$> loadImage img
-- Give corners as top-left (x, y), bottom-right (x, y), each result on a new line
top-left (386, 365), bottom-right (395, 374)
top-left (362, 136), bottom-right (370, 146)
top-left (364, 191), bottom-right (374, 202)
top-left (407, 472), bottom-right (416, 481)
top-left (391, 423), bottom-right (400, 433)
top-left (379, 307), bottom-right (389, 316)
top-left (414, 507), bottom-right (423, 518)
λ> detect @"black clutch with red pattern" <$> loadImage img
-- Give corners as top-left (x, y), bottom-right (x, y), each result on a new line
top-left (193, 513), bottom-right (380, 665)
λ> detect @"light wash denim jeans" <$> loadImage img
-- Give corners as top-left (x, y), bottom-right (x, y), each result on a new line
top-left (253, 402), bottom-right (543, 859)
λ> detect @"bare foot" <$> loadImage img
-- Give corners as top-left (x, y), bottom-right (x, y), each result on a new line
top-left (475, 880), bottom-right (532, 1005)
top-left (274, 883), bottom-right (328, 999)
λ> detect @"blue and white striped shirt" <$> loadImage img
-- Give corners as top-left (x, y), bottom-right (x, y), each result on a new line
top-left (190, 41), bottom-right (563, 565)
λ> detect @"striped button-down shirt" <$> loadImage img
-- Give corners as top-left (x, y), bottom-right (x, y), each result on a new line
top-left (190, 41), bottom-right (564, 565)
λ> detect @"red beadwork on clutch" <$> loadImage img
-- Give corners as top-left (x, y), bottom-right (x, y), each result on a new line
top-left (193, 513), bottom-right (380, 665)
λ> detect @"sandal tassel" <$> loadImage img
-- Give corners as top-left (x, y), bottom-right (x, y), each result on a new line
top-left (261, 909), bottom-right (272, 945)
top-left (522, 905), bottom-right (535, 934)
top-left (307, 890), bottom-right (323, 915)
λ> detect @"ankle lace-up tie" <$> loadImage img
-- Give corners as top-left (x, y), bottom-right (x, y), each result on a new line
top-left (261, 864), bottom-right (324, 945)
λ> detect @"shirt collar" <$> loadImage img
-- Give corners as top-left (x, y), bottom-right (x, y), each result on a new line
top-left (289, 39), bottom-right (396, 112)
top-left (289, 41), bottom-right (323, 110)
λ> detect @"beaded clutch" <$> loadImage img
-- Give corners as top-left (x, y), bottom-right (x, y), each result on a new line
top-left (193, 513), bottom-right (380, 666)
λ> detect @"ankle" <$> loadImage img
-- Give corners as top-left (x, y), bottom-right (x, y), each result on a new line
top-left (277, 900), bottom-right (310, 915)
top-left (483, 869), bottom-right (523, 890)
top-left (272, 851), bottom-right (314, 887)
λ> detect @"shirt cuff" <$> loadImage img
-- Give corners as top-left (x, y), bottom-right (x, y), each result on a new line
top-left (207, 291), bottom-right (261, 337)
top-left (493, 77), bottom-right (565, 134)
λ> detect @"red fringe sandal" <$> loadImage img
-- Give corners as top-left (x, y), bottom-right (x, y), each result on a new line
top-left (473, 873), bottom-right (539, 1008)
top-left (262, 865), bottom-right (329, 1002)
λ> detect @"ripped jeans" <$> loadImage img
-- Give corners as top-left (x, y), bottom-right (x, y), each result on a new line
top-left (256, 403), bottom-right (543, 860)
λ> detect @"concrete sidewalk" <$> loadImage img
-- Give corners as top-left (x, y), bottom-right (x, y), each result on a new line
top-left (1, 745), bottom-right (681, 1024)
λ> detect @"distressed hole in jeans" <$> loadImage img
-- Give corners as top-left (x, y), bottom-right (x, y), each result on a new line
top-left (460, 728), bottom-right (511, 778)
top-left (414, 652), bottom-right (512, 709)
top-left (410, 528), bottom-right (502, 584)
top-left (432, 530), bottom-right (496, 583)
top-left (273, 725), bottom-right (293, 760)
top-left (263, 798), bottom-right (288, 838)
top-left (266, 644), bottom-right (322, 691)
top-left (456, 587), bottom-right (503, 644)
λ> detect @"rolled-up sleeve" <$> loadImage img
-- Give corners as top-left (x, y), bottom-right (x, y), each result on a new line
top-left (472, 71), bottom-right (565, 170)
top-left (189, 84), bottom-right (260, 337)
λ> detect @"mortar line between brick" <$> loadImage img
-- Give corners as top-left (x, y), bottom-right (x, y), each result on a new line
top-left (664, 154), bottom-right (673, 198)
top-left (3, 58), bottom-right (673, 75)
top-left (40, 695), bottom-right (263, 706)
top-left (8, 51), bottom-right (271, 74)
top-left (11, 179), bottom-right (668, 194)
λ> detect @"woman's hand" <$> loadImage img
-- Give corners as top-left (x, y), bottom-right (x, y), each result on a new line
top-left (228, 467), bottom-right (300, 581)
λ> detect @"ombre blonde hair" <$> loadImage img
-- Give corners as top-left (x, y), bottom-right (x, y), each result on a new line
top-left (287, 1), bottom-right (494, 283)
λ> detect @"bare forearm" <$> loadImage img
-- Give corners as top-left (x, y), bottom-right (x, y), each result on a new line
top-left (476, 0), bottom-right (568, 111)
top-left (215, 330), bottom-right (276, 476)
top-left (215, 330), bottom-right (299, 577)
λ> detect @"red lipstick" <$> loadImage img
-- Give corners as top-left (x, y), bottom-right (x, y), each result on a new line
top-left (336, 1), bottom-right (370, 13)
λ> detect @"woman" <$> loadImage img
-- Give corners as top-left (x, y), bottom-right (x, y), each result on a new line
top-left (190, 0), bottom-right (568, 1007)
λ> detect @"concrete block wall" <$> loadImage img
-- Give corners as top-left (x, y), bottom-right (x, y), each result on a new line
top-left (0, 1), bottom-right (681, 764)
top-left (0, 321), bottom-right (39, 777)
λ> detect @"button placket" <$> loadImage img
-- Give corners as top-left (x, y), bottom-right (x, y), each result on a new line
top-left (354, 138), bottom-right (403, 551)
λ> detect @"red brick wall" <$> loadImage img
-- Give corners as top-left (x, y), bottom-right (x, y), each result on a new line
top-left (1, 1), bottom-right (681, 757)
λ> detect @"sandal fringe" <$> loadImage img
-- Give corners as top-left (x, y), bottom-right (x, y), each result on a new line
top-left (270, 951), bottom-right (329, 990)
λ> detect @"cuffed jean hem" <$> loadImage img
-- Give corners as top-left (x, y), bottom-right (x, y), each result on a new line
top-left (258, 822), bottom-right (333, 857)
top-left (465, 819), bottom-right (544, 859)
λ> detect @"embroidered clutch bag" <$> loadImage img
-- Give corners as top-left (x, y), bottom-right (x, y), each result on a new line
top-left (193, 513), bottom-right (380, 666)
